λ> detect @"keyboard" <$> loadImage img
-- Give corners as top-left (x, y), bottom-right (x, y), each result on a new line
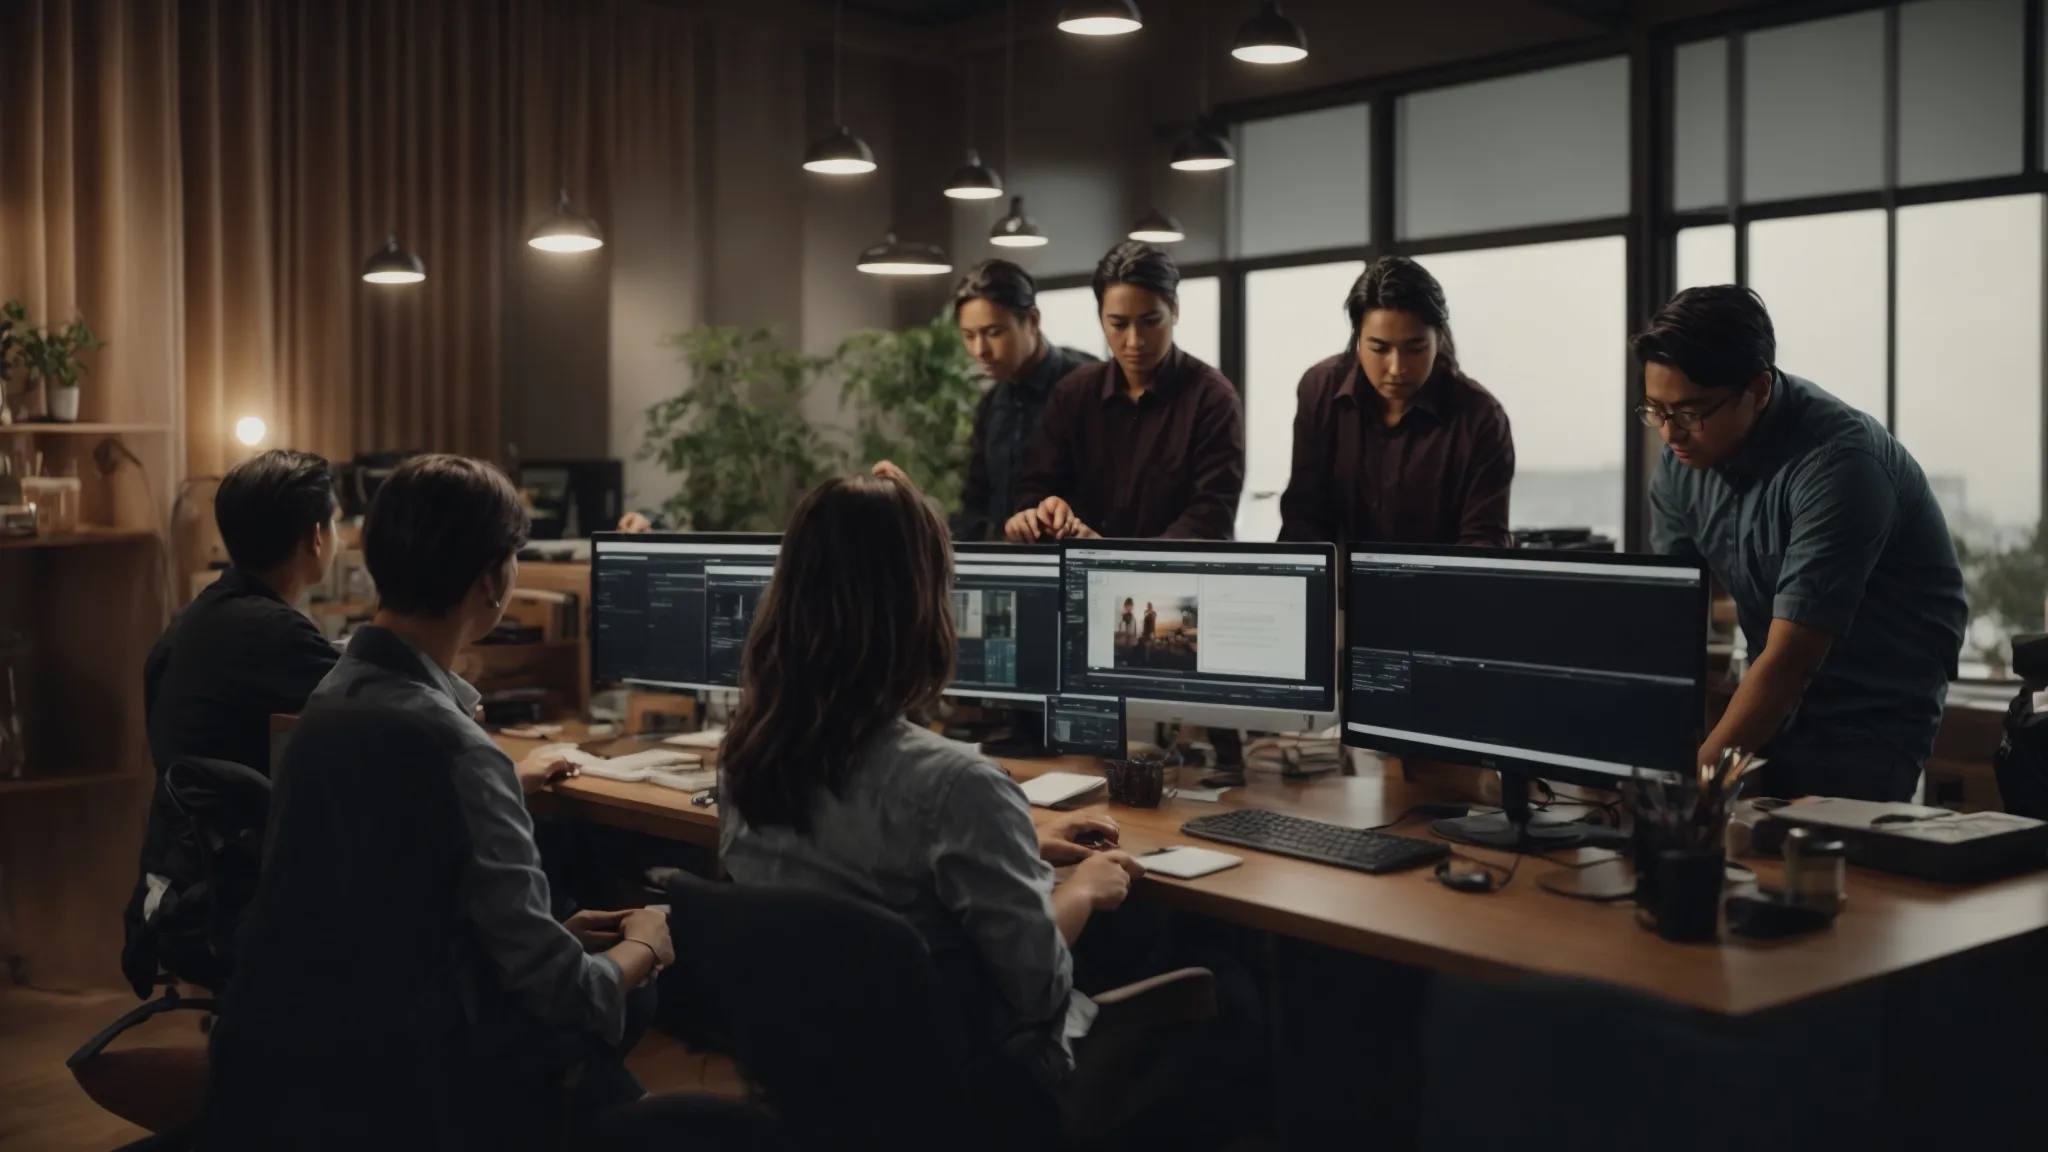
top-left (1181, 808), bottom-right (1450, 875)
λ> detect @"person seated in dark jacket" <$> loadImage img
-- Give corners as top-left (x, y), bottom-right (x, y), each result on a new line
top-left (203, 455), bottom-right (673, 1148)
top-left (124, 450), bottom-right (345, 985)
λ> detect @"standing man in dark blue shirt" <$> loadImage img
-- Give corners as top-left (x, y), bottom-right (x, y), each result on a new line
top-left (874, 260), bottom-right (1098, 540)
top-left (1639, 287), bottom-right (1967, 802)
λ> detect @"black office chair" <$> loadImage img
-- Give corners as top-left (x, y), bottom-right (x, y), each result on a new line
top-left (667, 872), bottom-right (1217, 1152)
top-left (666, 871), bottom-right (1033, 1151)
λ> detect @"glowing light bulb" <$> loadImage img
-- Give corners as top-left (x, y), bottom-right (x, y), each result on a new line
top-left (234, 415), bottom-right (268, 447)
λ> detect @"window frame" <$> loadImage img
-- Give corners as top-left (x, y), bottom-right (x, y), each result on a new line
top-left (1036, 0), bottom-right (2048, 580)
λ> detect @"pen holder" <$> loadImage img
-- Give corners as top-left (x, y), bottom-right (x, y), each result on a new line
top-left (1104, 753), bottom-right (1168, 809)
top-left (1650, 848), bottom-right (1725, 943)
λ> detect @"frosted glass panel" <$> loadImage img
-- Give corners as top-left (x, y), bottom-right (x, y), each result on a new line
top-left (1242, 261), bottom-right (1366, 542)
top-left (1744, 11), bottom-right (1884, 201)
top-left (1397, 57), bottom-right (1628, 240)
top-left (1746, 211), bottom-right (1889, 420)
top-left (1673, 38), bottom-right (1729, 211)
top-left (1896, 195), bottom-right (2042, 542)
top-left (1676, 224), bottom-right (1736, 292)
top-left (1416, 237), bottom-right (1628, 540)
top-left (1899, 0), bottom-right (2025, 186)
top-left (1174, 276), bottom-right (1222, 371)
top-left (1035, 286), bottom-right (1106, 359)
top-left (1237, 105), bottom-right (1370, 257)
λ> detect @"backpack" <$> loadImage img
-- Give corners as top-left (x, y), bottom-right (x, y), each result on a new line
top-left (1994, 633), bottom-right (2048, 820)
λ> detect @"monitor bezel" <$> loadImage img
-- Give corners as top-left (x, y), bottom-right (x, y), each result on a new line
top-left (1339, 542), bottom-right (1711, 791)
top-left (1056, 537), bottom-right (1341, 725)
top-left (942, 541), bottom-right (1062, 704)
top-left (588, 530), bottom-right (783, 693)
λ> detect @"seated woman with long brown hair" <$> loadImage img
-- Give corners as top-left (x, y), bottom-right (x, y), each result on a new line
top-left (717, 473), bottom-right (1154, 1082)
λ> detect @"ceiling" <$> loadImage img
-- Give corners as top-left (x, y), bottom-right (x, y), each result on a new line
top-left (840, 0), bottom-right (1008, 26)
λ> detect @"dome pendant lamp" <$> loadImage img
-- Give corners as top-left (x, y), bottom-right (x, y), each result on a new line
top-left (1171, 0), bottom-right (1236, 172)
top-left (1231, 2), bottom-right (1308, 65)
top-left (362, 232), bottom-right (425, 284)
top-left (1127, 208), bottom-right (1185, 244)
top-left (989, 1), bottom-right (1049, 249)
top-left (803, 1), bottom-right (878, 175)
top-left (856, 231), bottom-right (953, 276)
top-left (528, 189), bottom-right (605, 252)
top-left (1058, 1), bottom-right (1143, 36)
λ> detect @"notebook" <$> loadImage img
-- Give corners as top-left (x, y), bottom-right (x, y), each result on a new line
top-left (1139, 846), bottom-right (1243, 879)
top-left (1018, 772), bottom-right (1107, 808)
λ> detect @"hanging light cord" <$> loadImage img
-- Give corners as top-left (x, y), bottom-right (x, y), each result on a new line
top-left (1197, 0), bottom-right (1210, 122)
top-left (833, 0), bottom-right (845, 127)
top-left (1004, 0), bottom-right (1015, 174)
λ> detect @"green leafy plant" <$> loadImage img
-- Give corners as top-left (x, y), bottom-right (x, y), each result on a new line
top-left (640, 326), bottom-right (844, 532)
top-left (835, 310), bottom-right (980, 515)
top-left (14, 312), bottom-right (104, 391)
top-left (0, 301), bottom-right (25, 393)
top-left (1956, 522), bottom-right (2048, 675)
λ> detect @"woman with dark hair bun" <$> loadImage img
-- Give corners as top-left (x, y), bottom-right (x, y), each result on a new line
top-left (1008, 241), bottom-right (1245, 542)
top-left (1278, 255), bottom-right (1515, 547)
top-left (876, 259), bottom-right (1099, 540)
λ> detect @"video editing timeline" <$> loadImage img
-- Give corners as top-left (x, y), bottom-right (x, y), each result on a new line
top-left (1046, 694), bottom-right (1126, 758)
top-left (590, 534), bottom-right (781, 690)
top-left (1344, 550), bottom-right (1705, 779)
top-left (1059, 544), bottom-right (1335, 713)
top-left (948, 545), bottom-right (1061, 701)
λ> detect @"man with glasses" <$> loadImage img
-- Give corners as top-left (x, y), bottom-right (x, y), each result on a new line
top-left (1636, 286), bottom-right (1966, 802)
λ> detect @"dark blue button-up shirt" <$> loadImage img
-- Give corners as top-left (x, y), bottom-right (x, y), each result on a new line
top-left (954, 344), bottom-right (1099, 541)
top-left (1650, 372), bottom-right (1967, 777)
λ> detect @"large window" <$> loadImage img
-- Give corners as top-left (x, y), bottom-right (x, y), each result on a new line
top-left (1242, 261), bottom-right (1365, 541)
top-left (1417, 236), bottom-right (1629, 541)
top-left (1746, 210), bottom-right (1889, 420)
top-left (1035, 286), bottom-right (1101, 359)
top-left (1669, 2), bottom-right (2048, 677)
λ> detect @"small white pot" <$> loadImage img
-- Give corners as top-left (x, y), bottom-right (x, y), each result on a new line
top-left (48, 387), bottom-right (79, 423)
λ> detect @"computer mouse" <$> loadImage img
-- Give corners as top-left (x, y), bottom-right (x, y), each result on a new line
top-left (1072, 829), bottom-right (1117, 851)
top-left (1435, 860), bottom-right (1496, 894)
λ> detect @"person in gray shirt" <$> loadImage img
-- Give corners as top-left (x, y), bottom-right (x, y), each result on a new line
top-left (314, 455), bottom-right (673, 1112)
top-left (1638, 287), bottom-right (1968, 802)
top-left (718, 472), bottom-right (1142, 1079)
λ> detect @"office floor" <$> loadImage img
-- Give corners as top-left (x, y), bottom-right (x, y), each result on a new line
top-left (0, 987), bottom-right (746, 1151)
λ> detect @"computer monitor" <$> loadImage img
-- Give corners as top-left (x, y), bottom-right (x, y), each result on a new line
top-left (590, 532), bottom-right (781, 692)
top-left (1342, 545), bottom-right (1708, 849)
top-left (1058, 540), bottom-right (1339, 732)
top-left (519, 459), bottom-right (624, 540)
top-left (945, 544), bottom-right (1062, 705)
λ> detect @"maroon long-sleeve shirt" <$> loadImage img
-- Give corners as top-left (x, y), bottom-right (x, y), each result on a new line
top-left (1277, 353), bottom-right (1515, 548)
top-left (1013, 346), bottom-right (1245, 541)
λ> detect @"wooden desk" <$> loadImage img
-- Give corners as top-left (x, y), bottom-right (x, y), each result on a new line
top-left (505, 722), bottom-right (2048, 1019)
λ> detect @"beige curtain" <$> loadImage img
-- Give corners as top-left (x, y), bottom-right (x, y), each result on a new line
top-left (0, 0), bottom-right (182, 431)
top-left (6, 0), bottom-right (697, 484)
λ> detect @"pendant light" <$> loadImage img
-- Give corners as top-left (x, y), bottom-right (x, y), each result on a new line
top-left (528, 191), bottom-right (605, 252)
top-left (990, 197), bottom-right (1047, 248)
top-left (362, 233), bottom-right (426, 284)
top-left (528, 52), bottom-right (604, 253)
top-left (856, 232), bottom-right (953, 276)
top-left (1171, 0), bottom-right (1235, 172)
top-left (361, 8), bottom-right (423, 287)
top-left (943, 67), bottom-right (1004, 199)
top-left (1231, 2), bottom-right (1308, 65)
top-left (804, 1), bottom-right (878, 175)
top-left (988, 0), bottom-right (1048, 249)
top-left (1058, 1), bottom-right (1143, 36)
top-left (1127, 208), bottom-right (1185, 244)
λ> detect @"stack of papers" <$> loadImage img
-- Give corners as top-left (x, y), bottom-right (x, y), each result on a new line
top-left (1244, 733), bottom-right (1343, 777)
top-left (1019, 772), bottom-right (1107, 808)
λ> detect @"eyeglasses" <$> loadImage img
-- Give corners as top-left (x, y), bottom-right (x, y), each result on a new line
top-left (1634, 389), bottom-right (1738, 432)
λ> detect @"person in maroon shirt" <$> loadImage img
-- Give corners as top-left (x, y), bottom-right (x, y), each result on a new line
top-left (1008, 241), bottom-right (1245, 542)
top-left (1278, 256), bottom-right (1515, 548)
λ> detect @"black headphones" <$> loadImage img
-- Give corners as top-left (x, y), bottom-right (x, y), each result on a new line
top-left (1434, 853), bottom-right (1516, 894)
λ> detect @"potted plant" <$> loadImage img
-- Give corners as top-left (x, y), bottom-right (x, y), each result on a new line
top-left (835, 310), bottom-right (981, 517)
top-left (640, 326), bottom-right (844, 531)
top-left (0, 301), bottom-right (24, 425)
top-left (15, 313), bottom-right (105, 423)
top-left (1956, 522), bottom-right (2048, 678)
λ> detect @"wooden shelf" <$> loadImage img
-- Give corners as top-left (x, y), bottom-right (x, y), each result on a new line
top-left (0, 527), bottom-right (157, 550)
top-left (0, 771), bottom-right (141, 797)
top-left (0, 422), bottom-right (172, 435)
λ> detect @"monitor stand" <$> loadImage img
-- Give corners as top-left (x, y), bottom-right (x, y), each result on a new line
top-left (1430, 771), bottom-right (1629, 851)
top-left (965, 707), bottom-right (1056, 760)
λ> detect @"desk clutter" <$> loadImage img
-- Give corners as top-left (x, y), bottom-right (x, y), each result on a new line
top-left (538, 743), bottom-right (713, 791)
